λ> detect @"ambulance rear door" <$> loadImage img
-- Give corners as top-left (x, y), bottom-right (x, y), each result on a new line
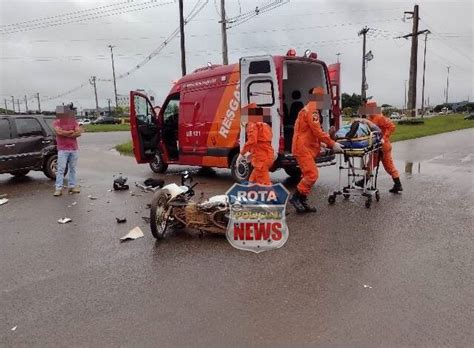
top-left (328, 62), bottom-right (341, 130)
top-left (239, 55), bottom-right (280, 158)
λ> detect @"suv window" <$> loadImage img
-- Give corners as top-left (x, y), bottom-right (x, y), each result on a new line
top-left (43, 117), bottom-right (55, 133)
top-left (0, 119), bottom-right (11, 140)
top-left (14, 118), bottom-right (44, 137)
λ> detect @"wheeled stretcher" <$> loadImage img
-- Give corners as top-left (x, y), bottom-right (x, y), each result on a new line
top-left (328, 123), bottom-right (382, 208)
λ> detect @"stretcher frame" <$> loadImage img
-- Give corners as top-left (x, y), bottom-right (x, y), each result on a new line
top-left (328, 134), bottom-right (382, 208)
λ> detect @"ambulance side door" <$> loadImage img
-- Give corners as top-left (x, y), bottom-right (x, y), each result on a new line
top-left (130, 91), bottom-right (158, 163)
top-left (239, 55), bottom-right (280, 157)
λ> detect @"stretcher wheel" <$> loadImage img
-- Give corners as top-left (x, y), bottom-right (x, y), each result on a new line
top-left (375, 192), bottom-right (380, 202)
top-left (328, 194), bottom-right (336, 205)
top-left (365, 199), bottom-right (372, 209)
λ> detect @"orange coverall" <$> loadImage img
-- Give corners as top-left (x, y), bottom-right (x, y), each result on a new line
top-left (292, 102), bottom-right (335, 195)
top-left (241, 122), bottom-right (274, 185)
top-left (368, 114), bottom-right (399, 179)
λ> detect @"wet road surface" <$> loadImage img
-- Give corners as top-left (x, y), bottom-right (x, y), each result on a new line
top-left (1, 129), bottom-right (473, 346)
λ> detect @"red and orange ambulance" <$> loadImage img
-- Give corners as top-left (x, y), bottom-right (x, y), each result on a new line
top-left (130, 49), bottom-right (341, 182)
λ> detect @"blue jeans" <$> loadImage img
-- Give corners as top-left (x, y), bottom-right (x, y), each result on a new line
top-left (55, 150), bottom-right (79, 189)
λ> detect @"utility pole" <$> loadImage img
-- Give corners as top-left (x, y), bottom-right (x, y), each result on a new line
top-left (4, 99), bottom-right (8, 114)
top-left (220, 0), bottom-right (229, 65)
top-left (16, 99), bottom-right (20, 113)
top-left (11, 96), bottom-right (15, 113)
top-left (178, 0), bottom-right (186, 75)
top-left (403, 5), bottom-right (429, 117)
top-left (24, 95), bottom-right (29, 113)
top-left (89, 76), bottom-right (99, 116)
top-left (108, 45), bottom-right (119, 108)
top-left (358, 26), bottom-right (370, 101)
top-left (36, 92), bottom-right (41, 113)
top-left (107, 98), bottom-right (111, 116)
top-left (421, 31), bottom-right (430, 116)
top-left (336, 52), bottom-right (341, 63)
top-left (445, 66), bottom-right (450, 104)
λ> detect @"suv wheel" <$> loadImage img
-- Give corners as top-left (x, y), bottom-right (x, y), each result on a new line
top-left (10, 170), bottom-right (30, 177)
top-left (149, 152), bottom-right (168, 173)
top-left (230, 153), bottom-right (252, 183)
top-left (43, 154), bottom-right (68, 180)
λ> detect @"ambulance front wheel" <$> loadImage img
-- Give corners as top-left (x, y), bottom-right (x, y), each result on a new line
top-left (230, 153), bottom-right (252, 183)
top-left (149, 152), bottom-right (168, 174)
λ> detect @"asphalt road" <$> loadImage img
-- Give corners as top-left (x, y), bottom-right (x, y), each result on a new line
top-left (1, 129), bottom-right (473, 346)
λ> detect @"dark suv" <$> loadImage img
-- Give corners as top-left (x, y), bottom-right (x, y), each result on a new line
top-left (0, 114), bottom-right (61, 179)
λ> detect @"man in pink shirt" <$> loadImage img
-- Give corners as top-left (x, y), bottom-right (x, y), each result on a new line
top-left (53, 104), bottom-right (83, 196)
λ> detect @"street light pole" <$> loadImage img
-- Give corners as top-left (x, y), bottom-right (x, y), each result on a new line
top-left (108, 45), bottom-right (119, 109)
top-left (445, 66), bottom-right (450, 104)
top-left (11, 96), bottom-right (15, 113)
top-left (421, 31), bottom-right (430, 116)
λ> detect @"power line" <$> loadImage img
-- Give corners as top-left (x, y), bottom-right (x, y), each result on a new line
top-left (0, 0), bottom-right (174, 35)
top-left (97, 0), bottom-right (208, 82)
top-left (1, 0), bottom-right (131, 28)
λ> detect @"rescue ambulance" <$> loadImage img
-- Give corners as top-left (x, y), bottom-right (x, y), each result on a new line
top-left (130, 49), bottom-right (341, 182)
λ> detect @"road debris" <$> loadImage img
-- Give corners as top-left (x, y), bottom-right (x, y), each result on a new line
top-left (0, 198), bottom-right (9, 206)
top-left (363, 284), bottom-right (373, 289)
top-left (144, 178), bottom-right (164, 188)
top-left (113, 176), bottom-right (129, 191)
top-left (58, 218), bottom-right (72, 224)
top-left (120, 226), bottom-right (144, 241)
top-left (71, 201), bottom-right (77, 206)
top-left (87, 195), bottom-right (97, 200)
top-left (11, 326), bottom-right (17, 331)
top-left (116, 217), bottom-right (127, 223)
top-left (135, 182), bottom-right (161, 193)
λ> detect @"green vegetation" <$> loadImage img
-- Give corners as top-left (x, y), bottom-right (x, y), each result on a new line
top-left (391, 114), bottom-right (473, 142)
top-left (115, 141), bottom-right (133, 155)
top-left (83, 124), bottom-right (130, 132)
top-left (114, 114), bottom-right (473, 156)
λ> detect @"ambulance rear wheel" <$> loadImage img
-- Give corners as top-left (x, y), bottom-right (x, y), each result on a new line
top-left (284, 166), bottom-right (301, 180)
top-left (149, 152), bottom-right (168, 174)
top-left (230, 153), bottom-right (252, 183)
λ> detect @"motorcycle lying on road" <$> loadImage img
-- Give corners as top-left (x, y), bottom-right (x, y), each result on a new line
top-left (149, 172), bottom-right (231, 239)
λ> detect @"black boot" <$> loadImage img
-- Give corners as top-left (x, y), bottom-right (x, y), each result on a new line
top-left (300, 195), bottom-right (317, 213)
top-left (389, 177), bottom-right (403, 193)
top-left (289, 191), bottom-right (307, 214)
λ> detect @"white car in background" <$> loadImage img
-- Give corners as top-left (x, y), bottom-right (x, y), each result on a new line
top-left (78, 119), bottom-right (91, 125)
top-left (390, 112), bottom-right (402, 120)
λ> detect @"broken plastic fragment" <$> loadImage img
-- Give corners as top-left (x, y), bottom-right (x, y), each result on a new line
top-left (363, 284), bottom-right (372, 289)
top-left (87, 195), bottom-right (97, 200)
top-left (0, 198), bottom-right (9, 206)
top-left (120, 226), bottom-right (144, 241)
top-left (58, 218), bottom-right (72, 224)
top-left (116, 217), bottom-right (127, 223)
top-left (11, 326), bottom-right (17, 331)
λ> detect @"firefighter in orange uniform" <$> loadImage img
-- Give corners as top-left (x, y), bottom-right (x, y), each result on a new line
top-left (239, 121), bottom-right (274, 186)
top-left (360, 100), bottom-right (403, 193)
top-left (289, 87), bottom-right (343, 213)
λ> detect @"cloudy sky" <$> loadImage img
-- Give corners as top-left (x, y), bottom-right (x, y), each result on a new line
top-left (0, 0), bottom-right (472, 112)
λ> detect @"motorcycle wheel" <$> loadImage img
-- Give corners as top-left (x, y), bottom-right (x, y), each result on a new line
top-left (150, 189), bottom-right (171, 239)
